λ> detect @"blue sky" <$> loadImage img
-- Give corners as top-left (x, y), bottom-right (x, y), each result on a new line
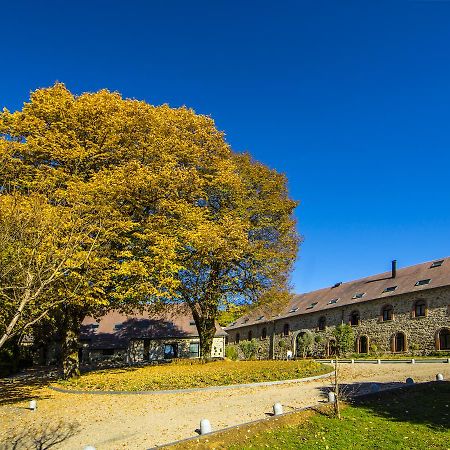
top-left (2, 1), bottom-right (450, 293)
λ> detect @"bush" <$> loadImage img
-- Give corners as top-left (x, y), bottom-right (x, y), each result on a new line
top-left (239, 339), bottom-right (258, 360)
top-left (296, 331), bottom-right (315, 358)
top-left (225, 345), bottom-right (239, 360)
top-left (333, 324), bottom-right (355, 356)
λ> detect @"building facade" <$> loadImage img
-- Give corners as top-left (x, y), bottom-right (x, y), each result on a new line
top-left (225, 258), bottom-right (450, 359)
top-left (80, 306), bottom-right (226, 364)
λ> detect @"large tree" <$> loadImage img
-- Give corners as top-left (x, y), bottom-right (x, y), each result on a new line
top-left (0, 83), bottom-right (299, 370)
top-left (0, 191), bottom-right (103, 349)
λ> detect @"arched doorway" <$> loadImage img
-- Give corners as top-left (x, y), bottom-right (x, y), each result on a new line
top-left (358, 335), bottom-right (369, 354)
top-left (394, 332), bottom-right (406, 352)
top-left (437, 328), bottom-right (450, 350)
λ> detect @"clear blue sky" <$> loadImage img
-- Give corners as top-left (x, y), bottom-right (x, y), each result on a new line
top-left (2, 1), bottom-right (450, 293)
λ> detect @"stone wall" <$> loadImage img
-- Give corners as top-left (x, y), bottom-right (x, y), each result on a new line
top-left (226, 286), bottom-right (450, 358)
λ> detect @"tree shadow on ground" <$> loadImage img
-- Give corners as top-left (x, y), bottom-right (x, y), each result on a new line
top-left (317, 381), bottom-right (450, 431)
top-left (0, 367), bottom-right (57, 406)
top-left (0, 419), bottom-right (80, 450)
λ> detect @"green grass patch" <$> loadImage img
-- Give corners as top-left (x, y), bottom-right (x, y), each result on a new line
top-left (172, 382), bottom-right (450, 449)
top-left (57, 360), bottom-right (331, 391)
top-left (342, 352), bottom-right (450, 360)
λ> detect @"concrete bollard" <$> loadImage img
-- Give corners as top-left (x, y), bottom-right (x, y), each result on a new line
top-left (411, 359), bottom-right (415, 364)
top-left (351, 359), bottom-right (355, 364)
top-left (377, 359), bottom-right (381, 365)
top-left (273, 402), bottom-right (283, 416)
top-left (447, 358), bottom-right (450, 364)
top-left (406, 377), bottom-right (414, 385)
top-left (29, 400), bottom-right (37, 411)
top-left (370, 383), bottom-right (380, 393)
top-left (200, 418), bottom-right (212, 435)
top-left (436, 373), bottom-right (444, 381)
top-left (327, 391), bottom-right (336, 403)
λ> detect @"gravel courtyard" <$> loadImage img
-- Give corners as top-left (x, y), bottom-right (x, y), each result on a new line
top-left (0, 362), bottom-right (448, 449)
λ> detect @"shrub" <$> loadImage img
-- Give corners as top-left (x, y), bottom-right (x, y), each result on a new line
top-left (239, 339), bottom-right (258, 360)
top-left (225, 345), bottom-right (239, 361)
top-left (333, 324), bottom-right (355, 356)
top-left (296, 331), bottom-right (315, 358)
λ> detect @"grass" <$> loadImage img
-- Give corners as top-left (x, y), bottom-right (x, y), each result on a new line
top-left (56, 360), bottom-right (331, 391)
top-left (337, 352), bottom-right (450, 360)
top-left (171, 382), bottom-right (450, 449)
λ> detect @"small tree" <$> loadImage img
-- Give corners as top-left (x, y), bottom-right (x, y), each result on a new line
top-left (332, 324), bottom-right (355, 418)
top-left (296, 331), bottom-right (316, 358)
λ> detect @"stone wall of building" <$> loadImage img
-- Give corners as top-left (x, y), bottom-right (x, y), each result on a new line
top-left (226, 286), bottom-right (450, 358)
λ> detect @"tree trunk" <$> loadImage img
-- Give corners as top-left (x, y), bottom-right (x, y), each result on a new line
top-left (60, 307), bottom-right (84, 379)
top-left (198, 317), bottom-right (216, 361)
top-left (189, 304), bottom-right (217, 361)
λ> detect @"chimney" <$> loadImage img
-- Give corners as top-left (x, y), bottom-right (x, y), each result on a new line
top-left (391, 260), bottom-right (397, 278)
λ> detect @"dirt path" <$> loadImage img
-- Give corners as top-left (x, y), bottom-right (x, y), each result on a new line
top-left (0, 363), bottom-right (448, 449)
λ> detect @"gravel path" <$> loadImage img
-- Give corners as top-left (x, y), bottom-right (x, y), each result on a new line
top-left (0, 363), bottom-right (448, 449)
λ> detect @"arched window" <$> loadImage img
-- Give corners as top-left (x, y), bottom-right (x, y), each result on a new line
top-left (283, 323), bottom-right (290, 336)
top-left (350, 310), bottom-right (360, 326)
top-left (382, 305), bottom-right (393, 321)
top-left (235, 333), bottom-right (240, 343)
top-left (437, 328), bottom-right (450, 350)
top-left (318, 316), bottom-right (326, 331)
top-left (261, 327), bottom-right (267, 339)
top-left (358, 335), bottom-right (369, 353)
top-left (394, 332), bottom-right (406, 352)
top-left (248, 330), bottom-right (253, 341)
top-left (413, 300), bottom-right (426, 317)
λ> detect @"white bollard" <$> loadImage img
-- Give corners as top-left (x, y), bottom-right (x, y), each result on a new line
top-left (29, 400), bottom-right (37, 411)
top-left (447, 358), bottom-right (450, 364)
top-left (200, 418), bottom-right (212, 435)
top-left (327, 391), bottom-right (336, 403)
top-left (83, 447), bottom-right (96, 450)
top-left (406, 377), bottom-right (414, 385)
top-left (370, 383), bottom-right (380, 393)
top-left (377, 359), bottom-right (381, 365)
top-left (436, 373), bottom-right (444, 381)
top-left (411, 359), bottom-right (415, 364)
top-left (273, 402), bottom-right (283, 416)
top-left (351, 359), bottom-right (355, 364)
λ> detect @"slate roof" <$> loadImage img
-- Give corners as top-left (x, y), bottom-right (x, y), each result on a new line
top-left (225, 257), bottom-right (450, 331)
top-left (81, 305), bottom-right (227, 349)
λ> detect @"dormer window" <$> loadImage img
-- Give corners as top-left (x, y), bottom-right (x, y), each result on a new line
top-left (328, 298), bottom-right (339, 304)
top-left (306, 302), bottom-right (318, 310)
top-left (415, 279), bottom-right (431, 286)
top-left (383, 286), bottom-right (397, 293)
top-left (243, 318), bottom-right (249, 323)
top-left (288, 307), bottom-right (299, 313)
top-left (352, 293), bottom-right (365, 299)
top-left (189, 321), bottom-right (196, 326)
top-left (113, 324), bottom-right (123, 331)
top-left (256, 315), bottom-right (265, 321)
top-left (430, 260), bottom-right (443, 268)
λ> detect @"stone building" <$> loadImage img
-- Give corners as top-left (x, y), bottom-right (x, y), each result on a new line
top-left (225, 258), bottom-right (450, 358)
top-left (80, 306), bottom-right (226, 364)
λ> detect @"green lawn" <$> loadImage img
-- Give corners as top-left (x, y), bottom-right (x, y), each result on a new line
top-left (57, 360), bottom-right (331, 391)
top-left (174, 382), bottom-right (450, 449)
